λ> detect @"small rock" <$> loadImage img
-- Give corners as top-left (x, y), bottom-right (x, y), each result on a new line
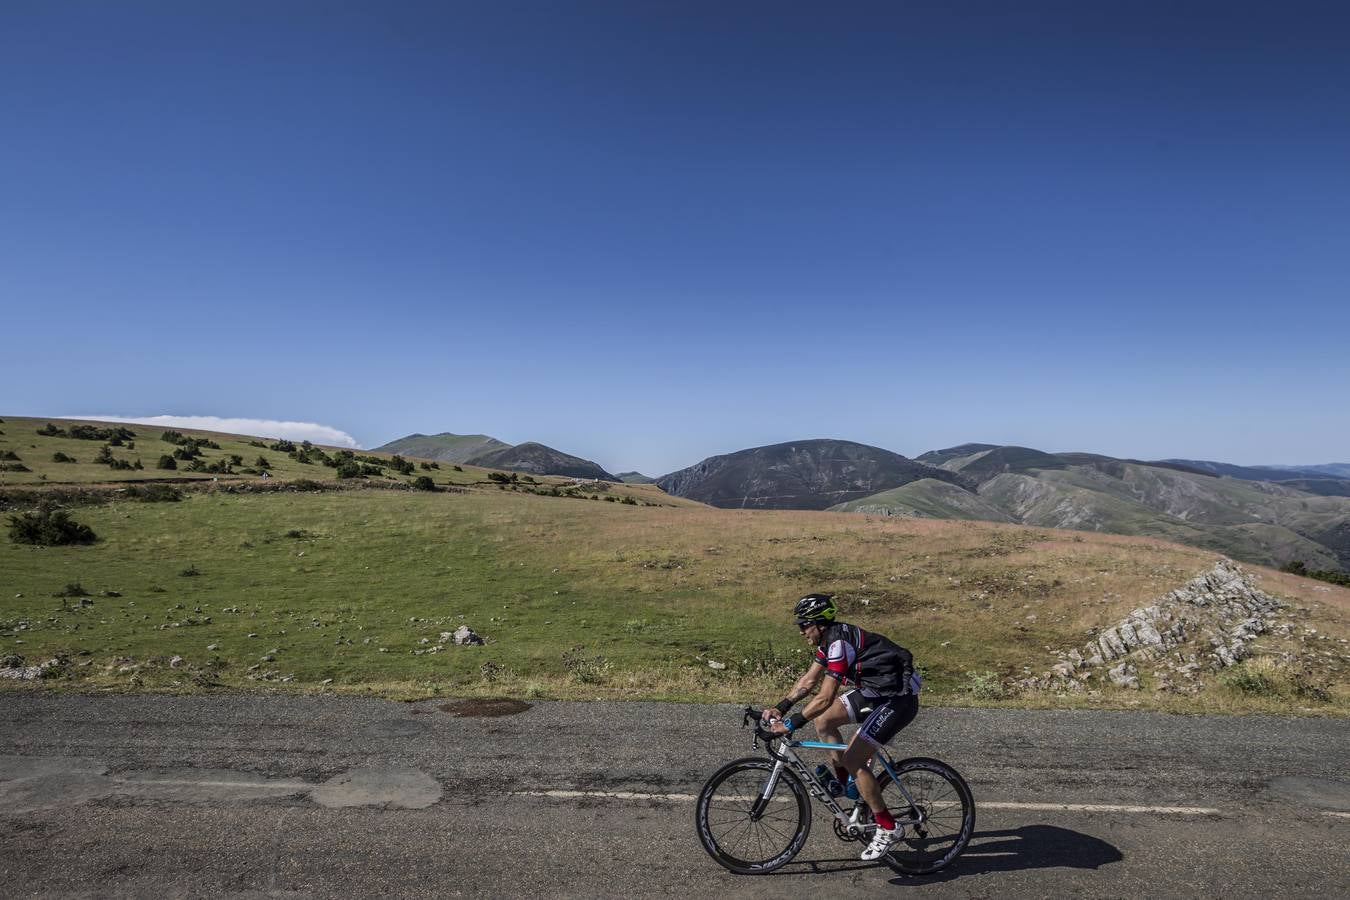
top-left (708, 660), bottom-right (726, 670)
top-left (453, 625), bottom-right (484, 646)
top-left (169, 655), bottom-right (184, 668)
top-left (321, 678), bottom-right (333, 685)
top-left (207, 644), bottom-right (219, 651)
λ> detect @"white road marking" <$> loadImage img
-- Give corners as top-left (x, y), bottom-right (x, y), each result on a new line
top-left (515, 789), bottom-right (700, 802)
top-left (511, 789), bottom-right (1220, 814)
top-left (981, 801), bottom-right (1219, 815)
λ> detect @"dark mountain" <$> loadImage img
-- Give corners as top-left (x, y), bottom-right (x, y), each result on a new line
top-left (372, 432), bottom-right (511, 463)
top-left (656, 439), bottom-right (965, 510)
top-left (616, 472), bottom-right (655, 484)
top-left (1161, 459), bottom-right (1349, 484)
top-left (915, 443), bottom-right (1000, 467)
top-left (949, 446), bottom-right (1068, 482)
top-left (466, 442), bottom-right (618, 481)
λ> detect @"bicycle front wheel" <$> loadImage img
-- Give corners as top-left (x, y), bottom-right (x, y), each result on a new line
top-left (694, 757), bottom-right (811, 874)
top-left (875, 757), bottom-right (975, 875)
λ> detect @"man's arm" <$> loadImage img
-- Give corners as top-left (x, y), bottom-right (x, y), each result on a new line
top-left (763, 662), bottom-right (825, 722)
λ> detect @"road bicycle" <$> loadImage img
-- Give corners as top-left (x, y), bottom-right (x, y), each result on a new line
top-left (695, 707), bottom-right (975, 876)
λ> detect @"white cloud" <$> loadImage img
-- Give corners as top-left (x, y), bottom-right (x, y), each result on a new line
top-left (67, 415), bottom-right (361, 449)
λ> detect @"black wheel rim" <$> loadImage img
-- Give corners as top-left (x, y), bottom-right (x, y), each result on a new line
top-left (882, 766), bottom-right (970, 871)
top-left (702, 767), bottom-right (803, 868)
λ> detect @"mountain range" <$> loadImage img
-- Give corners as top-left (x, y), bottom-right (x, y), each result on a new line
top-left (374, 430), bottom-right (1348, 571)
top-left (373, 433), bottom-right (617, 481)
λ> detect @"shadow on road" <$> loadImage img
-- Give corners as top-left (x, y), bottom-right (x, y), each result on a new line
top-left (890, 824), bottom-right (1124, 884)
top-left (768, 824), bottom-right (1122, 881)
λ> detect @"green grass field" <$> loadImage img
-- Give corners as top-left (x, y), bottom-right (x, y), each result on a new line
top-left (3, 417), bottom-right (1348, 713)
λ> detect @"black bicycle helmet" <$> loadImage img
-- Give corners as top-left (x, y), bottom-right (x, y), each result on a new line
top-left (793, 593), bottom-right (837, 625)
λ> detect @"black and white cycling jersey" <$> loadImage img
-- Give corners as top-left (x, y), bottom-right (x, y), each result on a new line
top-left (815, 622), bottom-right (918, 698)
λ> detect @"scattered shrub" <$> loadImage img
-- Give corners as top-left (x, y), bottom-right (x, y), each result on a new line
top-left (108, 458), bottom-right (135, 470)
top-left (269, 439), bottom-right (296, 452)
top-left (156, 455), bottom-right (177, 470)
top-left (1221, 666), bottom-right (1277, 696)
top-left (161, 430), bottom-right (186, 444)
top-left (124, 484), bottom-right (182, 502)
top-left (37, 423), bottom-right (65, 436)
top-left (964, 670), bottom-right (1005, 700)
top-left (621, 496), bottom-right (637, 505)
top-left (452, 465), bottom-right (462, 471)
top-left (1, 450), bottom-right (20, 460)
top-left (8, 503), bottom-right (97, 546)
top-left (68, 424), bottom-right (135, 442)
top-left (1, 463), bottom-right (31, 472)
top-left (179, 565), bottom-right (201, 577)
top-left (248, 440), bottom-right (267, 448)
top-left (335, 461), bottom-right (361, 479)
top-left (94, 445), bottom-right (115, 464)
top-left (389, 455), bottom-right (415, 475)
top-left (172, 446), bottom-right (199, 461)
top-left (52, 452), bottom-right (77, 463)
top-left (52, 582), bottom-right (88, 597)
top-left (254, 456), bottom-right (271, 469)
top-left (562, 646), bottom-right (611, 684)
top-left (359, 463), bottom-right (383, 476)
top-left (228, 454), bottom-right (243, 466)
top-left (284, 529), bottom-right (309, 539)
top-left (413, 475), bottom-right (437, 491)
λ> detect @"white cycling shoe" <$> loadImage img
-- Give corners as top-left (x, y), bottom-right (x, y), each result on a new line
top-left (860, 826), bottom-right (900, 861)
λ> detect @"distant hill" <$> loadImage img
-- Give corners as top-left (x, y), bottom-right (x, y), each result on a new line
top-left (617, 472), bottom-right (655, 484)
top-left (373, 432), bottom-right (511, 463)
top-left (1161, 458), bottom-right (1350, 484)
top-left (656, 439), bottom-right (964, 510)
top-left (1263, 463), bottom-right (1350, 480)
top-left (836, 445), bottom-right (1350, 571)
top-left (466, 442), bottom-right (618, 481)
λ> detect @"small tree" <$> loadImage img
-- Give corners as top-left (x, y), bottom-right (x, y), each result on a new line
top-left (157, 455), bottom-right (178, 470)
top-left (413, 475), bottom-right (436, 491)
top-left (8, 503), bottom-right (97, 546)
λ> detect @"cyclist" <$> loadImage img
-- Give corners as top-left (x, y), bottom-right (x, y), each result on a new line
top-left (762, 592), bottom-right (920, 862)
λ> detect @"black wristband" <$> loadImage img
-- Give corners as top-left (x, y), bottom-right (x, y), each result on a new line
top-left (775, 698), bottom-right (794, 715)
top-left (786, 712), bottom-right (808, 732)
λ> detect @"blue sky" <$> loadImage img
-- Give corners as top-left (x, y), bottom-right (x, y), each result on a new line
top-left (3, 2), bottom-right (1347, 474)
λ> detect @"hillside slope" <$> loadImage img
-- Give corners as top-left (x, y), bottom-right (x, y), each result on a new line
top-left (656, 439), bottom-right (965, 510)
top-left (371, 433), bottom-right (511, 463)
top-left (842, 445), bottom-right (1350, 572)
top-left (466, 442), bottom-right (618, 481)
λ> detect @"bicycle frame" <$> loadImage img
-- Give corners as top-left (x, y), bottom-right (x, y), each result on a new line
top-left (754, 737), bottom-right (925, 837)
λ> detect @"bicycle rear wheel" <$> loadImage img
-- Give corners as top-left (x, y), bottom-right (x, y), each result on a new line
top-left (694, 757), bottom-right (811, 874)
top-left (875, 757), bottom-right (975, 875)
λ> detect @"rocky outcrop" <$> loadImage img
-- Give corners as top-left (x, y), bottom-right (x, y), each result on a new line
top-left (1022, 559), bottom-right (1285, 693)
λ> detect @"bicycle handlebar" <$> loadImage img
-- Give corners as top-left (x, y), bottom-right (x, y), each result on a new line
top-left (742, 706), bottom-right (783, 744)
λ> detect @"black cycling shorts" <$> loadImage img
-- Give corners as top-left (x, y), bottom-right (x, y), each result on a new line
top-left (841, 690), bottom-right (918, 747)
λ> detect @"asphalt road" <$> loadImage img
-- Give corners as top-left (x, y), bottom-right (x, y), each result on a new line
top-left (2, 693), bottom-right (1347, 898)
